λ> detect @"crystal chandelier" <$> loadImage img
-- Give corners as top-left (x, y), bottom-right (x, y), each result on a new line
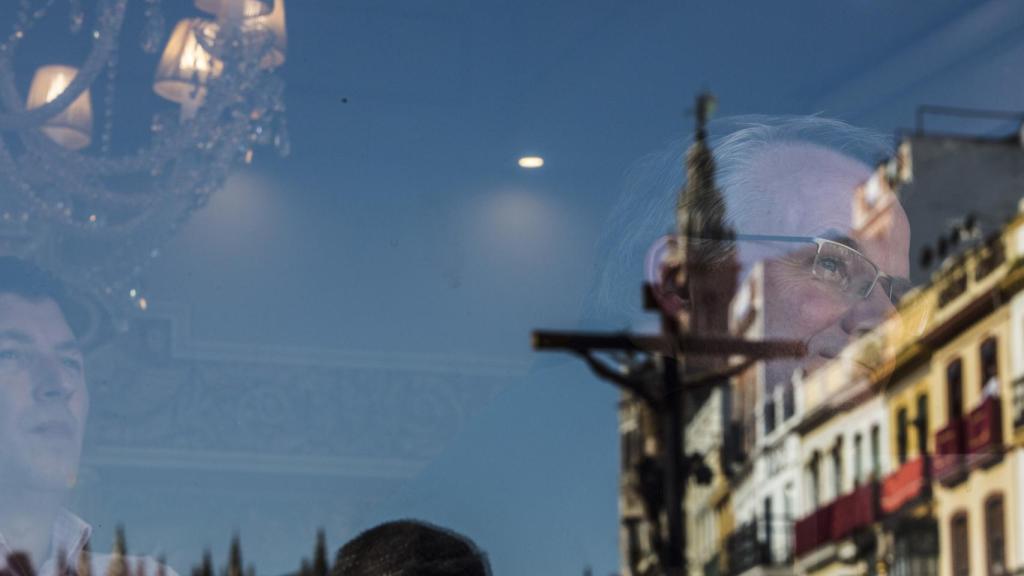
top-left (0, 0), bottom-right (288, 324)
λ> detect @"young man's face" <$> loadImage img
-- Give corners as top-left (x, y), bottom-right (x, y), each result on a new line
top-left (0, 294), bottom-right (89, 494)
top-left (739, 143), bottom-right (911, 389)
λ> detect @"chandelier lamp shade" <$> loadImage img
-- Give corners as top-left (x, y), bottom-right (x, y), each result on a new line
top-left (154, 19), bottom-right (224, 115)
top-left (195, 0), bottom-right (285, 68)
top-left (0, 0), bottom-right (289, 321)
top-left (26, 66), bottom-right (94, 151)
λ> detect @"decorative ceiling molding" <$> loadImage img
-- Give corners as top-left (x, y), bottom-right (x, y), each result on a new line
top-left (142, 300), bottom-right (532, 377)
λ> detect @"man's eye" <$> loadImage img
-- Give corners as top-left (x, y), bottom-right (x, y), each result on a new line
top-left (815, 257), bottom-right (849, 285)
top-left (62, 357), bottom-right (83, 372)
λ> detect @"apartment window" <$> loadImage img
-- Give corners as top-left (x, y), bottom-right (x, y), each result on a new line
top-left (947, 358), bottom-right (964, 421)
top-left (808, 453), bottom-right (821, 508)
top-left (1015, 374), bottom-right (1024, 428)
top-left (853, 433), bottom-right (863, 487)
top-left (985, 494), bottom-right (1006, 576)
top-left (916, 394), bottom-right (929, 456)
top-left (831, 438), bottom-right (843, 499)
top-left (764, 398), bottom-right (776, 435)
top-left (897, 407), bottom-right (909, 465)
top-left (951, 512), bottom-right (969, 576)
top-left (783, 383), bottom-right (795, 420)
top-left (870, 425), bottom-right (880, 480)
top-left (980, 338), bottom-right (999, 394)
top-left (783, 483), bottom-right (793, 521)
top-left (939, 270), bottom-right (967, 307)
top-left (976, 237), bottom-right (1005, 280)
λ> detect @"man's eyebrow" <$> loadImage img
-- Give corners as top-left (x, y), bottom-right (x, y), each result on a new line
top-left (0, 330), bottom-right (32, 344)
top-left (818, 229), bottom-right (861, 251)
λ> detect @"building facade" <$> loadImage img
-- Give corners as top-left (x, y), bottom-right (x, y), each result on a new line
top-left (621, 130), bottom-right (1024, 576)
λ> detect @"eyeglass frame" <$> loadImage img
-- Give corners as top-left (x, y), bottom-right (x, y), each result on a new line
top-left (729, 233), bottom-right (912, 306)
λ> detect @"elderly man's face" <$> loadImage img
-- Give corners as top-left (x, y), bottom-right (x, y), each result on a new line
top-left (0, 294), bottom-right (89, 494)
top-left (740, 143), bottom-right (911, 389)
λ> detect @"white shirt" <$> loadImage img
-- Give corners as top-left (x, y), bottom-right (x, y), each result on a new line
top-left (983, 375), bottom-right (1000, 399)
top-left (0, 510), bottom-right (176, 576)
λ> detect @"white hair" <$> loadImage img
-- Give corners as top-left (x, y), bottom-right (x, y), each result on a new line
top-left (584, 115), bottom-right (894, 327)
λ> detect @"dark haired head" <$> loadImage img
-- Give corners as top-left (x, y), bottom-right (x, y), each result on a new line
top-left (333, 520), bottom-right (490, 576)
top-left (0, 256), bottom-right (84, 337)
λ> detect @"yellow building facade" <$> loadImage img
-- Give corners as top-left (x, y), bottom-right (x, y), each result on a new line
top-left (790, 159), bottom-right (1024, 576)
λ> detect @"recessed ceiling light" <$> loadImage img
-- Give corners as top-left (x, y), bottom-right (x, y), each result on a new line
top-left (518, 156), bottom-right (544, 169)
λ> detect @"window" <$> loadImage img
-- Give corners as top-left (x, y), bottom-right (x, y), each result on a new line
top-left (980, 337), bottom-right (998, 392)
top-left (764, 398), bottom-right (776, 435)
top-left (939, 270), bottom-right (967, 307)
top-left (947, 358), bottom-right (964, 421)
top-left (976, 237), bottom-right (1005, 280)
top-left (853, 433), bottom-right (863, 487)
top-left (951, 512), bottom-right (969, 576)
top-left (897, 407), bottom-right (909, 465)
top-left (783, 383), bottom-right (795, 420)
top-left (870, 425), bottom-right (881, 479)
top-left (916, 394), bottom-right (929, 456)
top-left (809, 453), bottom-right (821, 508)
top-left (1015, 374), bottom-right (1024, 428)
top-left (831, 438), bottom-right (843, 499)
top-left (985, 495), bottom-right (1006, 576)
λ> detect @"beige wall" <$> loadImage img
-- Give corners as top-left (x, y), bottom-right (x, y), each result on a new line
top-left (932, 307), bottom-right (1020, 576)
top-left (935, 451), bottom-right (1021, 576)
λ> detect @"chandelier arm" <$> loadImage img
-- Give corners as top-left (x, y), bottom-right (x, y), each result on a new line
top-left (18, 134), bottom-right (159, 211)
top-left (16, 68), bottom-right (264, 182)
top-left (0, 0), bottom-right (127, 131)
top-left (0, 134), bottom-right (162, 237)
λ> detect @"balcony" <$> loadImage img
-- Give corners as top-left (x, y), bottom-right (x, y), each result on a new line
top-left (703, 553), bottom-right (721, 576)
top-left (832, 482), bottom-right (878, 541)
top-left (881, 456), bottom-right (930, 515)
top-left (727, 521), bottom-right (768, 576)
top-left (794, 502), bottom-right (835, 558)
top-left (933, 418), bottom-right (967, 486)
top-left (966, 396), bottom-right (1003, 469)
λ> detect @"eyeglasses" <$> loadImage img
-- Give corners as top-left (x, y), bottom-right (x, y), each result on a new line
top-left (734, 233), bottom-right (912, 306)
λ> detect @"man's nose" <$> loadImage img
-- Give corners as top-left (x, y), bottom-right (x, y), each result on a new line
top-left (840, 286), bottom-right (895, 338)
top-left (30, 355), bottom-right (75, 402)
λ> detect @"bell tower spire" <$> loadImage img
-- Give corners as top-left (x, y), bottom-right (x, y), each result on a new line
top-left (678, 92), bottom-right (731, 251)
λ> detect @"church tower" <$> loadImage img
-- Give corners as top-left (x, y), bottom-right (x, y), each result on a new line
top-left (675, 92), bottom-right (738, 343)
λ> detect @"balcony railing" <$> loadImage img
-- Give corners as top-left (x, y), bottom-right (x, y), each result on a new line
top-left (832, 481), bottom-right (878, 541)
top-left (794, 502), bottom-right (835, 558)
top-left (725, 519), bottom-right (793, 576)
top-left (703, 552), bottom-right (721, 576)
top-left (727, 521), bottom-right (767, 576)
top-left (881, 455), bottom-right (930, 515)
top-left (933, 418), bottom-right (967, 486)
top-left (966, 396), bottom-right (1003, 469)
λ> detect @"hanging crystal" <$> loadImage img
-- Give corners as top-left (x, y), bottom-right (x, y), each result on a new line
top-left (273, 115), bottom-right (290, 157)
top-left (140, 0), bottom-right (165, 54)
top-left (100, 47), bottom-right (118, 155)
top-left (68, 0), bottom-right (84, 34)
